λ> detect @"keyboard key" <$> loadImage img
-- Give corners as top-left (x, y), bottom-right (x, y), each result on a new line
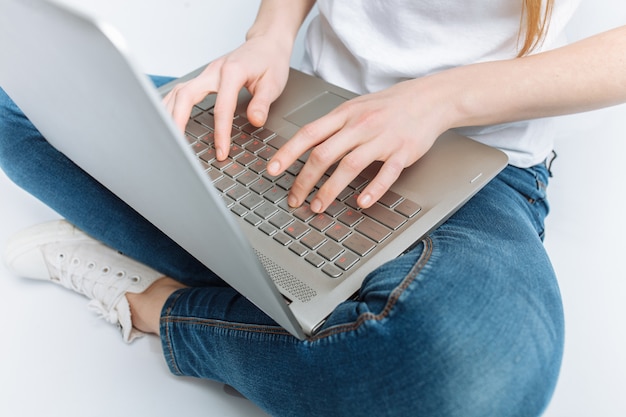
top-left (215, 177), bottom-right (236, 192)
top-left (246, 139), bottom-right (265, 153)
top-left (289, 242), bottom-right (308, 257)
top-left (259, 223), bottom-right (278, 236)
top-left (236, 171), bottom-right (258, 186)
top-left (322, 264), bottom-right (343, 278)
top-left (206, 168), bottom-right (222, 182)
top-left (342, 234), bottom-right (375, 257)
top-left (285, 221), bottom-right (309, 240)
top-left (244, 213), bottom-right (263, 226)
top-left (337, 209), bottom-right (363, 227)
top-left (379, 190), bottom-right (403, 208)
top-left (226, 184), bottom-right (249, 201)
top-left (309, 213), bottom-right (334, 232)
top-left (241, 193), bottom-right (265, 210)
top-left (305, 253), bottom-right (325, 268)
top-left (263, 186), bottom-right (288, 204)
top-left (232, 115), bottom-right (248, 129)
top-left (317, 241), bottom-right (344, 262)
top-left (355, 218), bottom-right (391, 243)
top-left (273, 232), bottom-right (292, 246)
top-left (301, 231), bottom-right (326, 250)
top-left (268, 135), bottom-right (289, 149)
top-left (211, 158), bottom-right (232, 170)
top-left (233, 133), bottom-right (253, 147)
top-left (199, 147), bottom-right (217, 163)
top-left (335, 252), bottom-right (359, 271)
top-left (230, 204), bottom-right (247, 217)
top-left (227, 145), bottom-right (243, 159)
top-left (235, 151), bottom-right (257, 167)
top-left (326, 223), bottom-right (351, 242)
top-left (186, 120), bottom-right (210, 138)
top-left (348, 175), bottom-right (368, 190)
top-left (191, 141), bottom-right (209, 155)
top-left (395, 199), bottom-right (422, 218)
top-left (276, 173), bottom-right (296, 190)
top-left (195, 97), bottom-right (214, 111)
top-left (195, 112), bottom-right (215, 128)
top-left (324, 201), bottom-right (346, 217)
top-left (257, 146), bottom-right (277, 161)
top-left (254, 202), bottom-right (278, 219)
top-left (269, 211), bottom-right (293, 229)
top-left (254, 128), bottom-right (275, 141)
top-left (249, 159), bottom-right (267, 174)
top-left (294, 205), bottom-right (315, 222)
top-left (286, 160), bottom-right (304, 176)
top-left (363, 203), bottom-right (406, 230)
top-left (242, 123), bottom-right (261, 135)
top-left (250, 177), bottom-right (273, 194)
top-left (224, 162), bottom-right (245, 178)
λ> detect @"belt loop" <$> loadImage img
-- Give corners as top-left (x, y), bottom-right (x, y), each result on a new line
top-left (544, 150), bottom-right (558, 178)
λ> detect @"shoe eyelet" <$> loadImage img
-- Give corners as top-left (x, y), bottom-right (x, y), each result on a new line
top-left (87, 262), bottom-right (96, 270)
top-left (116, 271), bottom-right (126, 279)
top-left (101, 266), bottom-right (110, 274)
top-left (130, 276), bottom-right (141, 283)
top-left (57, 253), bottom-right (65, 261)
top-left (71, 258), bottom-right (80, 266)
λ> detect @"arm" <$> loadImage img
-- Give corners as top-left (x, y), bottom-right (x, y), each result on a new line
top-left (268, 25), bottom-right (626, 213)
top-left (163, 0), bottom-right (315, 159)
top-left (449, 25), bottom-right (626, 128)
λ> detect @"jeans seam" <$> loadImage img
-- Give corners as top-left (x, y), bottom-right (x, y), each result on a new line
top-left (161, 290), bottom-right (187, 375)
top-left (158, 237), bottom-right (433, 343)
top-left (310, 236), bottom-right (433, 341)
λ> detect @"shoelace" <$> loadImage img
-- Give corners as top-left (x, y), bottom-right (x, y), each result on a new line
top-left (87, 299), bottom-right (122, 326)
top-left (52, 249), bottom-right (134, 315)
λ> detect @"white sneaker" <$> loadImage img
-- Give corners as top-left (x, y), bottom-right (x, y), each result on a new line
top-left (3, 220), bottom-right (164, 342)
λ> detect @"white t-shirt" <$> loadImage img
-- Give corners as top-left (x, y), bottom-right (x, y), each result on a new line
top-left (301, 0), bottom-right (581, 167)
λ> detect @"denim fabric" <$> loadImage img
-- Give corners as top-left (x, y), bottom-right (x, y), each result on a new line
top-left (1, 78), bottom-right (564, 417)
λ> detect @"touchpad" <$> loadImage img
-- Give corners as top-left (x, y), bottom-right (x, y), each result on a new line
top-left (284, 91), bottom-right (346, 127)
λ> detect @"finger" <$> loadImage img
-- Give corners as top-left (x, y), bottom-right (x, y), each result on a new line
top-left (246, 75), bottom-right (283, 127)
top-left (163, 74), bottom-right (218, 133)
top-left (163, 83), bottom-right (195, 132)
top-left (357, 154), bottom-right (406, 208)
top-left (212, 66), bottom-right (248, 160)
top-left (267, 107), bottom-right (346, 177)
top-left (308, 141), bottom-right (383, 212)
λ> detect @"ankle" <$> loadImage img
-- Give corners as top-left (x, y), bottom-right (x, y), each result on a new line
top-left (127, 277), bottom-right (187, 335)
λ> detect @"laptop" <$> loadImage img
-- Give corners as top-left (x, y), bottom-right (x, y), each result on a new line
top-left (0, 0), bottom-right (508, 339)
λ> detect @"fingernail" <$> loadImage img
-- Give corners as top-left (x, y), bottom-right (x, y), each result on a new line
top-left (310, 199), bottom-right (322, 213)
top-left (216, 148), bottom-right (225, 160)
top-left (253, 111), bottom-right (265, 124)
top-left (267, 161), bottom-right (280, 175)
top-left (288, 195), bottom-right (299, 207)
top-left (359, 193), bottom-right (372, 207)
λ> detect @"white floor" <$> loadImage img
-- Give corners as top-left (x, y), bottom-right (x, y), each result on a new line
top-left (1, 1), bottom-right (625, 416)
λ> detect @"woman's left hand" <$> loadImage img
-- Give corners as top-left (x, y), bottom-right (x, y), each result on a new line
top-left (266, 77), bottom-right (453, 213)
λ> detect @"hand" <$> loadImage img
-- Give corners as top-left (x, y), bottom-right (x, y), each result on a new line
top-left (267, 78), bottom-right (452, 213)
top-left (162, 36), bottom-right (291, 160)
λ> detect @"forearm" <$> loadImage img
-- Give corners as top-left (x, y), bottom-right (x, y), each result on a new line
top-left (442, 25), bottom-right (626, 129)
top-left (246, 0), bottom-right (316, 53)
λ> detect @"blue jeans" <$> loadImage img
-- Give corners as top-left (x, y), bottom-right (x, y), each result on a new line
top-left (0, 78), bottom-right (564, 417)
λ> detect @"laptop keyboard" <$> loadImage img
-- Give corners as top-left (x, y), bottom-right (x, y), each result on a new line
top-left (185, 103), bottom-right (422, 279)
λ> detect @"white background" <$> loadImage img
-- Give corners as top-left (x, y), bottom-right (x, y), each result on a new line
top-left (0, 1), bottom-right (624, 416)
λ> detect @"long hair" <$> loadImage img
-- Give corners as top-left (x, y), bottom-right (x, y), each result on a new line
top-left (519, 0), bottom-right (555, 56)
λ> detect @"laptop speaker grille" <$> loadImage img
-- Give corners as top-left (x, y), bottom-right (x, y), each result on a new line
top-left (255, 250), bottom-right (317, 303)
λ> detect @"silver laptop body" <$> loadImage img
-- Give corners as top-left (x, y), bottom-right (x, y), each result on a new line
top-left (0, 0), bottom-right (508, 339)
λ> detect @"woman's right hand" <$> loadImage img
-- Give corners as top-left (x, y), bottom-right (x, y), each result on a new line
top-left (163, 34), bottom-right (292, 160)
